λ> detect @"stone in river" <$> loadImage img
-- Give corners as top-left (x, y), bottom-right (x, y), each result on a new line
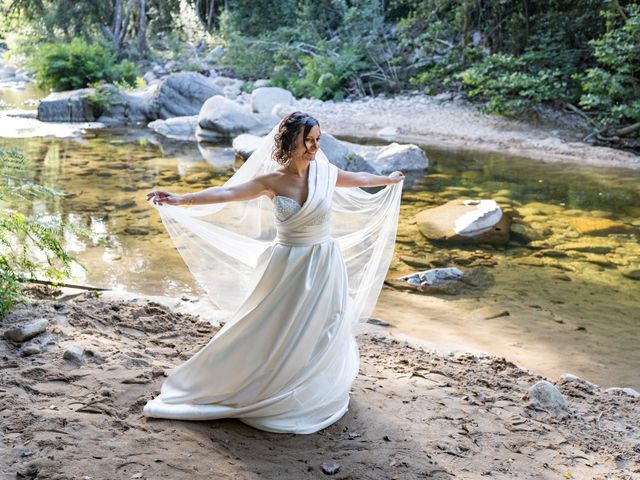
top-left (569, 217), bottom-right (632, 236)
top-left (416, 199), bottom-right (510, 245)
top-left (621, 268), bottom-right (640, 280)
top-left (471, 306), bottom-right (510, 320)
top-left (4, 319), bottom-right (48, 343)
top-left (183, 171), bottom-right (214, 184)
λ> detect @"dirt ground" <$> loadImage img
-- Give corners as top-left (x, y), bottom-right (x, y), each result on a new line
top-left (1, 290), bottom-right (638, 480)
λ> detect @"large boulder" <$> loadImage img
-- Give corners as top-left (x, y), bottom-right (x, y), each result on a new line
top-left (348, 142), bottom-right (429, 174)
top-left (232, 133), bottom-right (264, 161)
top-left (320, 134), bottom-right (377, 173)
top-left (37, 88), bottom-right (97, 122)
top-left (196, 95), bottom-right (263, 142)
top-left (150, 72), bottom-right (222, 119)
top-left (416, 199), bottom-right (510, 245)
top-left (148, 115), bottom-right (198, 141)
top-left (95, 84), bottom-right (154, 125)
top-left (250, 87), bottom-right (294, 114)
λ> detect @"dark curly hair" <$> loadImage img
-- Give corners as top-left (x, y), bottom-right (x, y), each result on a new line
top-left (273, 112), bottom-right (320, 166)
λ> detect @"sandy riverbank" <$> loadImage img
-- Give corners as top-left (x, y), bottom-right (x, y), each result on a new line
top-left (1, 290), bottom-right (638, 479)
top-left (297, 95), bottom-right (640, 170)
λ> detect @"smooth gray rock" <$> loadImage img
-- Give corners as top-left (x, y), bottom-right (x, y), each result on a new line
top-left (232, 133), bottom-right (264, 160)
top-left (96, 84), bottom-right (155, 125)
top-left (19, 332), bottom-right (56, 357)
top-left (320, 134), bottom-right (377, 173)
top-left (528, 380), bottom-right (568, 413)
top-left (151, 72), bottom-right (222, 119)
top-left (4, 319), bottom-right (49, 343)
top-left (251, 87), bottom-right (294, 114)
top-left (197, 95), bottom-right (262, 141)
top-left (37, 88), bottom-right (96, 122)
top-left (148, 115), bottom-right (198, 141)
top-left (346, 142), bottom-right (429, 174)
top-left (63, 343), bottom-right (85, 364)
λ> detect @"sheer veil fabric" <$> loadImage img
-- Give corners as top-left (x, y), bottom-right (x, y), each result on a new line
top-left (143, 126), bottom-right (403, 433)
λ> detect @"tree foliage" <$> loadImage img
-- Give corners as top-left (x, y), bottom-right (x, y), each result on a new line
top-left (0, 150), bottom-right (75, 319)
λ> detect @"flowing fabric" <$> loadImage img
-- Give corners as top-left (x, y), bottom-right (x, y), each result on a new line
top-left (143, 127), bottom-right (403, 433)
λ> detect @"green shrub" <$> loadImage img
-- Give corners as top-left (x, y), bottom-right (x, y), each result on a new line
top-left (27, 38), bottom-right (139, 91)
top-left (0, 150), bottom-right (75, 319)
top-left (458, 53), bottom-right (569, 115)
top-left (576, 5), bottom-right (640, 128)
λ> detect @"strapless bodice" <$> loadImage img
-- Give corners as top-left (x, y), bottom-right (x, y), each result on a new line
top-left (273, 196), bottom-right (331, 246)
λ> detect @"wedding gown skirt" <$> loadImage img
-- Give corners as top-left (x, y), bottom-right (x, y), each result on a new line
top-left (144, 165), bottom-right (361, 434)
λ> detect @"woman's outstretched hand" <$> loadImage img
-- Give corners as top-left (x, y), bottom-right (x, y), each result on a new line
top-left (388, 171), bottom-right (405, 183)
top-left (146, 190), bottom-right (185, 206)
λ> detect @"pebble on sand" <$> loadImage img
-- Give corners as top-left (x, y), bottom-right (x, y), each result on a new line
top-left (3, 318), bottom-right (48, 343)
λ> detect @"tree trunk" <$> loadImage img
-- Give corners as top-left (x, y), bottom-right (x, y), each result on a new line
top-left (207, 0), bottom-right (216, 31)
top-left (113, 0), bottom-right (123, 49)
top-left (138, 0), bottom-right (147, 53)
top-left (116, 0), bottom-right (136, 51)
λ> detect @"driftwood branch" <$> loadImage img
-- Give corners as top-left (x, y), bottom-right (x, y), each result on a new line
top-left (614, 122), bottom-right (640, 137)
top-left (27, 279), bottom-right (110, 292)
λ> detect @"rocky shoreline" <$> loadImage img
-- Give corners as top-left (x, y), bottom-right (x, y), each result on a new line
top-left (1, 289), bottom-right (639, 479)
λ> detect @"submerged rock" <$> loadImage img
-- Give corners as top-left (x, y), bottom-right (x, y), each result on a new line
top-left (569, 217), bottom-right (633, 236)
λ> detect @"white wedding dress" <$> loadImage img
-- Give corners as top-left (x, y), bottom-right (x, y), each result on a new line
top-left (143, 130), bottom-right (402, 434)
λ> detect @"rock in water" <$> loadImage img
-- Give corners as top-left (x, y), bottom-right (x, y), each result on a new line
top-left (454, 200), bottom-right (503, 236)
top-left (527, 380), bottom-right (568, 414)
top-left (416, 199), bottom-right (509, 245)
top-left (4, 319), bottom-right (49, 343)
top-left (400, 267), bottom-right (464, 286)
top-left (232, 133), bottom-right (263, 161)
top-left (568, 217), bottom-right (632, 236)
top-left (196, 96), bottom-right (263, 142)
top-left (151, 72), bottom-right (222, 119)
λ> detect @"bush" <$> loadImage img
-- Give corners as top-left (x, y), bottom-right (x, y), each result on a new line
top-left (0, 150), bottom-right (75, 319)
top-left (576, 4), bottom-right (640, 129)
top-left (458, 53), bottom-right (569, 115)
top-left (27, 38), bottom-right (139, 91)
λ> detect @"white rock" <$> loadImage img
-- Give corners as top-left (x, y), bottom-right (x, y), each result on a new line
top-left (272, 102), bottom-right (298, 118)
top-left (377, 126), bottom-right (398, 140)
top-left (197, 95), bottom-right (262, 141)
top-left (253, 79), bottom-right (270, 88)
top-left (605, 387), bottom-right (640, 398)
top-left (232, 133), bottom-right (264, 160)
top-left (528, 380), bottom-right (568, 413)
top-left (250, 87), bottom-right (294, 114)
top-left (148, 115), bottom-right (198, 141)
top-left (4, 319), bottom-right (49, 343)
top-left (370, 143), bottom-right (428, 174)
top-left (454, 200), bottom-right (503, 237)
top-left (400, 268), bottom-right (464, 286)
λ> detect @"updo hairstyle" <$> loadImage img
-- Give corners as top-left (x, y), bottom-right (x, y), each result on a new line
top-left (272, 112), bottom-right (320, 166)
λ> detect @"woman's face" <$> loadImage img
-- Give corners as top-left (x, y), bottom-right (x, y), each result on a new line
top-left (293, 125), bottom-right (321, 162)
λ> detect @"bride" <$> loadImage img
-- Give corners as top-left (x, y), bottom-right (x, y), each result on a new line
top-left (144, 112), bottom-right (404, 434)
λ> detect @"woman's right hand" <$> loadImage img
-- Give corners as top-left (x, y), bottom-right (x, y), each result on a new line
top-left (146, 190), bottom-right (185, 206)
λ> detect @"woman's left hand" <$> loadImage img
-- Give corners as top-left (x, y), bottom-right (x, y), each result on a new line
top-left (388, 171), bottom-right (405, 183)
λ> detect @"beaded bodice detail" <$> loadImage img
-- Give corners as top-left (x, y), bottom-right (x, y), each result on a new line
top-left (273, 196), bottom-right (302, 222)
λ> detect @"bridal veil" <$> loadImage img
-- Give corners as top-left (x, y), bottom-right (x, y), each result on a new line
top-left (155, 125), bottom-right (403, 329)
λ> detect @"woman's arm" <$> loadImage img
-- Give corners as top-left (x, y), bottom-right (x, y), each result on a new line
top-left (336, 169), bottom-right (405, 188)
top-left (146, 177), bottom-right (271, 206)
